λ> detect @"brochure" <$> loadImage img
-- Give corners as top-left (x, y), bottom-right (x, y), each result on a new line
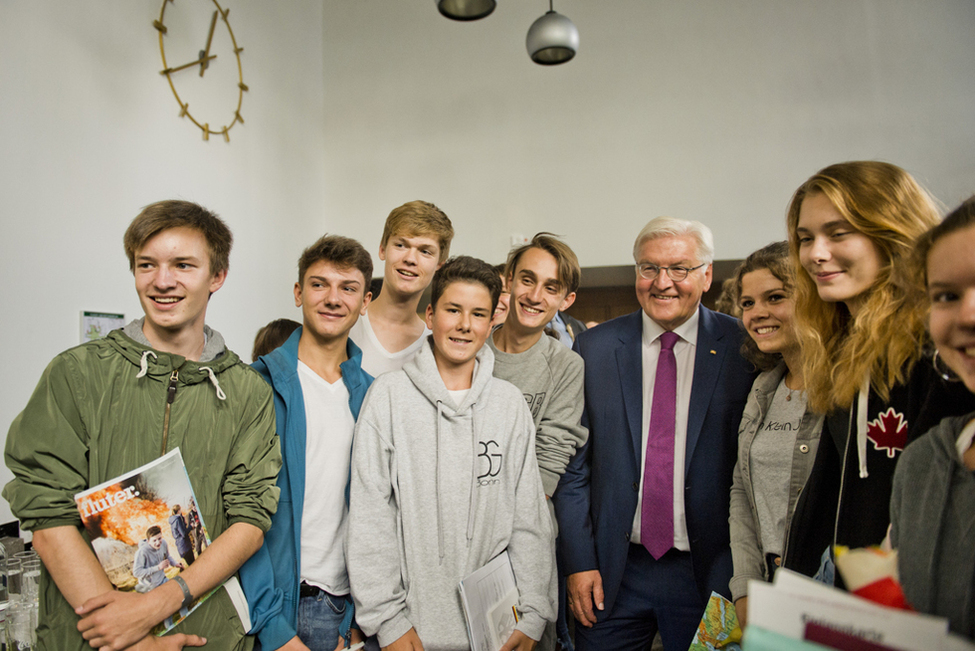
top-left (459, 550), bottom-right (519, 651)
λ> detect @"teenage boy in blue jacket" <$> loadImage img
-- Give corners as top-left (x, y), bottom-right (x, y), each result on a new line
top-left (239, 235), bottom-right (374, 651)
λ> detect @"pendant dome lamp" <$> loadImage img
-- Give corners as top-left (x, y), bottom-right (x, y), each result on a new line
top-left (436, 0), bottom-right (496, 21)
top-left (526, 0), bottom-right (579, 65)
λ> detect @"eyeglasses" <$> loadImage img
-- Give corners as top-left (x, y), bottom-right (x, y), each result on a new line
top-left (636, 262), bottom-right (707, 282)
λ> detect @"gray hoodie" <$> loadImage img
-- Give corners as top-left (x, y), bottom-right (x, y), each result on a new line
top-left (347, 339), bottom-right (556, 650)
top-left (890, 413), bottom-right (975, 640)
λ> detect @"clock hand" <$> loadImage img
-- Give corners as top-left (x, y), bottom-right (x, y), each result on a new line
top-left (161, 54), bottom-right (217, 75)
top-left (199, 10), bottom-right (219, 77)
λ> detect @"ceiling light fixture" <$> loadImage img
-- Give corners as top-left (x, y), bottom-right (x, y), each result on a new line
top-left (436, 0), bottom-right (496, 21)
top-left (526, 0), bottom-right (579, 65)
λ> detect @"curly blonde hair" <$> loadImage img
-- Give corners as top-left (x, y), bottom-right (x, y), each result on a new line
top-left (786, 161), bottom-right (939, 413)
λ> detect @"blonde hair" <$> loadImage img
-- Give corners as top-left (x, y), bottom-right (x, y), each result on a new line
top-left (381, 200), bottom-right (454, 263)
top-left (786, 161), bottom-right (939, 412)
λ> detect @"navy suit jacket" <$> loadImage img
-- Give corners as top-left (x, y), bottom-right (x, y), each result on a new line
top-left (554, 306), bottom-right (755, 618)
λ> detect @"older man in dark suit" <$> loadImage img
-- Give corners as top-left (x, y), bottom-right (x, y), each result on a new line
top-left (554, 216), bottom-right (755, 651)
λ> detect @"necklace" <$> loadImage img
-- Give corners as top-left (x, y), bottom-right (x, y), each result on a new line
top-left (783, 372), bottom-right (803, 401)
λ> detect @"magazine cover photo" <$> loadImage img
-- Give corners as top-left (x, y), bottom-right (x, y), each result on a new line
top-left (75, 448), bottom-right (212, 634)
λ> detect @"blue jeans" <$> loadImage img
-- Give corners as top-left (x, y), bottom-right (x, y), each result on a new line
top-left (297, 589), bottom-right (350, 651)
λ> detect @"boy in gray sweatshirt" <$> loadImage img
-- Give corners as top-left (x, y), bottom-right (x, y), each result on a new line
top-left (487, 233), bottom-right (587, 651)
top-left (488, 233), bottom-right (587, 499)
top-left (348, 256), bottom-right (556, 651)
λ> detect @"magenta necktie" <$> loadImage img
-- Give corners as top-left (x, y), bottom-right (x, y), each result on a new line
top-left (641, 331), bottom-right (678, 560)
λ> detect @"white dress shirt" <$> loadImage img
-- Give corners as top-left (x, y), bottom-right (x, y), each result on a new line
top-left (630, 309), bottom-right (700, 551)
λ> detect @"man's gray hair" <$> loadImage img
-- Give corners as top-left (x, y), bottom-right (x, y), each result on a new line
top-left (632, 216), bottom-right (715, 264)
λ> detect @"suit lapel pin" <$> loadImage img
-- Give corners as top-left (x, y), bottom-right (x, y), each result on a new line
top-left (710, 350), bottom-right (716, 355)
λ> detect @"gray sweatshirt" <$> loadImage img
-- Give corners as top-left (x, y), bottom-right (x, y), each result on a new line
top-left (890, 413), bottom-right (975, 640)
top-left (487, 332), bottom-right (588, 497)
top-left (347, 339), bottom-right (556, 649)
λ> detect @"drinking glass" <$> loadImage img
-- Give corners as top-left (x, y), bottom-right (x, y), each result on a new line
top-left (6, 557), bottom-right (22, 603)
top-left (5, 600), bottom-right (36, 650)
top-left (22, 559), bottom-right (40, 603)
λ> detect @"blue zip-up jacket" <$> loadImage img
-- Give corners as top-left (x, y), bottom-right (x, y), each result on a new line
top-left (238, 328), bottom-right (373, 650)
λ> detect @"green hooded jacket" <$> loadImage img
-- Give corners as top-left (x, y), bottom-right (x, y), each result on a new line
top-left (4, 324), bottom-right (281, 650)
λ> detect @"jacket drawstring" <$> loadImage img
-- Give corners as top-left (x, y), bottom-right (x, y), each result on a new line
top-left (856, 376), bottom-right (870, 478)
top-left (436, 400), bottom-right (445, 565)
top-left (199, 367), bottom-right (227, 401)
top-left (466, 403), bottom-right (478, 546)
top-left (135, 352), bottom-right (226, 402)
top-left (135, 350), bottom-right (158, 378)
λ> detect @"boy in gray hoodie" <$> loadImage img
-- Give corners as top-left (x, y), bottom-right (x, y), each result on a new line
top-left (347, 256), bottom-right (556, 651)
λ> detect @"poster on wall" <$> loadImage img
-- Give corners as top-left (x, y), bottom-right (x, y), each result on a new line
top-left (82, 311), bottom-right (125, 343)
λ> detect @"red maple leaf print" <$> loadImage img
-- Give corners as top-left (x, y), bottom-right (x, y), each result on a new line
top-left (867, 408), bottom-right (908, 458)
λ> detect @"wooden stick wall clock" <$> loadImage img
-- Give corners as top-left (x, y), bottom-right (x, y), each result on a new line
top-left (153, 0), bottom-right (248, 141)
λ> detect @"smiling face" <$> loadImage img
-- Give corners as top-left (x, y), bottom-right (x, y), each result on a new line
top-left (134, 226), bottom-right (227, 346)
top-left (148, 533), bottom-right (164, 550)
top-left (927, 225), bottom-right (975, 393)
top-left (635, 235), bottom-right (712, 331)
top-left (295, 260), bottom-right (370, 344)
top-left (739, 268), bottom-right (798, 357)
top-left (425, 280), bottom-right (494, 379)
top-left (379, 233), bottom-right (442, 298)
top-left (796, 192), bottom-right (884, 317)
top-left (506, 247), bottom-right (575, 335)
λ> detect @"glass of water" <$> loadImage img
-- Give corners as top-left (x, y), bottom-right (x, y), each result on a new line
top-left (6, 600), bottom-right (35, 650)
top-left (6, 557), bottom-right (22, 603)
top-left (22, 559), bottom-right (40, 603)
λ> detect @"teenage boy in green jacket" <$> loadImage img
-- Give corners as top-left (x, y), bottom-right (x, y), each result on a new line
top-left (4, 200), bottom-right (282, 651)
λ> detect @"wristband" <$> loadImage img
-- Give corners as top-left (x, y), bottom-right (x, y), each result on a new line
top-left (173, 575), bottom-right (194, 609)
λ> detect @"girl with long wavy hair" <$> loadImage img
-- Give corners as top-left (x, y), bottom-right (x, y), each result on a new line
top-left (780, 161), bottom-right (975, 580)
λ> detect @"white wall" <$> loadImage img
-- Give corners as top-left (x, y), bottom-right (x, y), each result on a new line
top-left (2, 1), bottom-right (974, 527)
top-left (321, 0), bottom-right (975, 266)
top-left (0, 1), bottom-right (328, 526)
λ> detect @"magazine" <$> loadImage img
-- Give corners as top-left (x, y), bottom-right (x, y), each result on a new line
top-left (75, 448), bottom-right (236, 635)
top-left (459, 550), bottom-right (520, 651)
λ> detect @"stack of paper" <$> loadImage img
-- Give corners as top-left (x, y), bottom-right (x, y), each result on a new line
top-left (744, 568), bottom-right (975, 651)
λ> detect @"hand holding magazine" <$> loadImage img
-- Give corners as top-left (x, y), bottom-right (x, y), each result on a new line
top-left (75, 448), bottom-right (250, 635)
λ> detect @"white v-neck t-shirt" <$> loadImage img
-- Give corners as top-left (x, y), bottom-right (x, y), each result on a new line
top-left (349, 311), bottom-right (431, 378)
top-left (297, 360), bottom-right (355, 595)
